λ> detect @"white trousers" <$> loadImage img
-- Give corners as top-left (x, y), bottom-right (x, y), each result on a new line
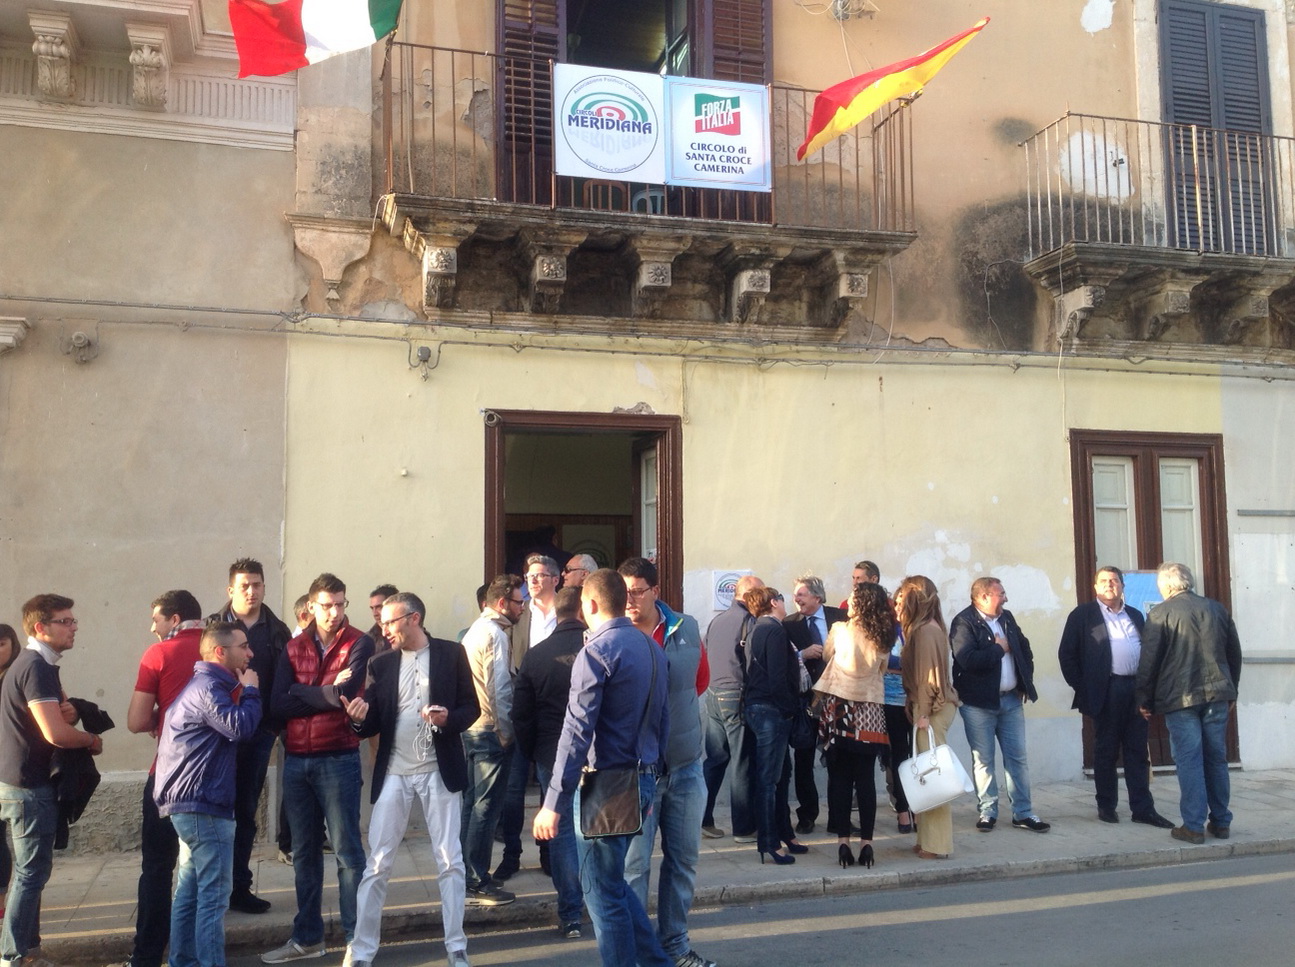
top-left (349, 770), bottom-right (466, 960)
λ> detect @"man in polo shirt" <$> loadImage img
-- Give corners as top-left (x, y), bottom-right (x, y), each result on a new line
top-left (209, 557), bottom-right (291, 914)
top-left (122, 589), bottom-right (207, 967)
top-left (0, 594), bottom-right (104, 967)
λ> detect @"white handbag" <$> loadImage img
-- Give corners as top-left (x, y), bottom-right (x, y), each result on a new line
top-left (899, 725), bottom-right (974, 814)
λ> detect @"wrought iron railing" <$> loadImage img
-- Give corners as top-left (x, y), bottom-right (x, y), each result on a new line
top-left (1022, 112), bottom-right (1295, 259)
top-left (382, 41), bottom-right (915, 234)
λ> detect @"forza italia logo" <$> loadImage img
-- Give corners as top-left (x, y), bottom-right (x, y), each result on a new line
top-left (694, 93), bottom-right (741, 136)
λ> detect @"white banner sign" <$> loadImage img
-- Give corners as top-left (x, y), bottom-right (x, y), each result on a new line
top-left (554, 64), bottom-right (666, 182)
top-left (552, 65), bottom-right (771, 192)
top-left (666, 77), bottom-right (771, 191)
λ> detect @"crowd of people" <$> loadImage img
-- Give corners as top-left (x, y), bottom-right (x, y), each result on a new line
top-left (0, 554), bottom-right (1242, 967)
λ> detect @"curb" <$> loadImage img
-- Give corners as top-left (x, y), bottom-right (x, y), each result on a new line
top-left (45, 837), bottom-right (1294, 965)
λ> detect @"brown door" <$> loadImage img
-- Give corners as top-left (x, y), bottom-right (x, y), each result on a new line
top-left (484, 409), bottom-right (683, 606)
top-left (1070, 429), bottom-right (1239, 768)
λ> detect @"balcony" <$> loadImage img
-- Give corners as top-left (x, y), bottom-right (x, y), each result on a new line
top-left (378, 42), bottom-right (915, 331)
top-left (1021, 113), bottom-right (1295, 352)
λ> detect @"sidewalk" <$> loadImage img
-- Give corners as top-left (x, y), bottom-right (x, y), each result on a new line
top-left (40, 769), bottom-right (1295, 965)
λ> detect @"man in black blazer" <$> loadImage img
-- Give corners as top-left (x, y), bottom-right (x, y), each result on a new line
top-left (340, 592), bottom-right (480, 967)
top-left (782, 574), bottom-right (846, 833)
top-left (951, 577), bottom-right (1049, 833)
top-left (1059, 567), bottom-right (1174, 828)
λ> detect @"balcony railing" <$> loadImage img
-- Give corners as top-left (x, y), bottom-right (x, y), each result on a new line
top-left (382, 41), bottom-right (914, 234)
top-left (1023, 112), bottom-right (1295, 259)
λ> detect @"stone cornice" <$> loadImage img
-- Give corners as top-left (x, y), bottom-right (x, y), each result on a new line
top-left (0, 317), bottom-right (31, 353)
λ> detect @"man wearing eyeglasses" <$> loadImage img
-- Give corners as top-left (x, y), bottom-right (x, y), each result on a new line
top-left (496, 555), bottom-right (561, 881)
top-left (262, 574), bottom-right (373, 964)
top-left (619, 558), bottom-right (716, 967)
top-left (1, 595), bottom-right (103, 967)
top-left (459, 574), bottom-right (523, 906)
top-left (340, 593), bottom-right (479, 967)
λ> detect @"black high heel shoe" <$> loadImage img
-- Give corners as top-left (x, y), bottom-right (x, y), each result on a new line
top-left (837, 843), bottom-right (855, 868)
top-left (760, 849), bottom-right (795, 865)
top-left (858, 843), bottom-right (874, 869)
top-left (897, 812), bottom-right (915, 834)
top-left (783, 839), bottom-right (809, 855)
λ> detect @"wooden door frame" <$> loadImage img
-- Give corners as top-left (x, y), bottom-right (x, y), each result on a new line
top-left (483, 409), bottom-right (684, 607)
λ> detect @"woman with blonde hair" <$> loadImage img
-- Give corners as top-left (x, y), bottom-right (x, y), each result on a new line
top-left (899, 576), bottom-right (961, 859)
top-left (814, 582), bottom-right (892, 869)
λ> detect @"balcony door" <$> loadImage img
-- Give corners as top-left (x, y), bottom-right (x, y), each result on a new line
top-left (1159, 0), bottom-right (1275, 253)
top-left (1070, 429), bottom-right (1238, 768)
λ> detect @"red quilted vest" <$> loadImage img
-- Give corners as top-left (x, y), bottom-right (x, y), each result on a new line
top-left (283, 621), bottom-right (366, 754)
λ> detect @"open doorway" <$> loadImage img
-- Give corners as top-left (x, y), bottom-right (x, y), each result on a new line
top-left (483, 409), bottom-right (683, 606)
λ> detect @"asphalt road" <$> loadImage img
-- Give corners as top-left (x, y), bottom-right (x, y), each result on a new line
top-left (232, 852), bottom-right (1295, 967)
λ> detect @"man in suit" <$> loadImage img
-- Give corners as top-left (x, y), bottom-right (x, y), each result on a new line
top-left (1136, 562), bottom-right (1242, 846)
top-left (340, 592), bottom-right (479, 967)
top-left (951, 577), bottom-right (1050, 833)
top-left (782, 574), bottom-right (845, 834)
top-left (1058, 566), bottom-right (1174, 827)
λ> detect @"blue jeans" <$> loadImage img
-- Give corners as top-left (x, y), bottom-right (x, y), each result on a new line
top-left (959, 691), bottom-right (1034, 820)
top-left (701, 687), bottom-right (754, 835)
top-left (0, 783), bottom-right (55, 963)
top-left (743, 704), bottom-right (793, 855)
top-left (460, 730), bottom-right (512, 889)
top-left (576, 773), bottom-right (671, 967)
top-left (283, 751), bottom-right (365, 945)
top-left (625, 758), bottom-right (704, 959)
top-left (534, 763), bottom-right (582, 926)
top-left (1164, 700), bottom-right (1233, 832)
top-left (132, 772), bottom-right (180, 967)
top-left (169, 813), bottom-right (235, 967)
top-left (497, 743), bottom-right (530, 864)
top-left (233, 729), bottom-right (276, 894)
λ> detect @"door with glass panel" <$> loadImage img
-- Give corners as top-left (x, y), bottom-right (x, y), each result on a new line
top-left (1071, 430), bottom-right (1237, 767)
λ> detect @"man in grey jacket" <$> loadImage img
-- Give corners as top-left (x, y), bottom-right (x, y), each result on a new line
top-left (1135, 562), bottom-right (1242, 845)
top-left (620, 558), bottom-right (716, 967)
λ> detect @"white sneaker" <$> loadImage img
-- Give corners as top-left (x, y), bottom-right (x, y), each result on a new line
top-left (261, 940), bottom-right (326, 964)
top-left (447, 950), bottom-right (470, 967)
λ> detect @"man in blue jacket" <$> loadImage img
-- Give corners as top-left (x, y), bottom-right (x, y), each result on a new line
top-left (154, 622), bottom-right (263, 967)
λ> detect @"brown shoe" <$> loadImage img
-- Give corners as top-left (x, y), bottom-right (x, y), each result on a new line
top-left (1206, 821), bottom-right (1231, 839)
top-left (1171, 825), bottom-right (1205, 845)
top-left (913, 846), bottom-right (948, 859)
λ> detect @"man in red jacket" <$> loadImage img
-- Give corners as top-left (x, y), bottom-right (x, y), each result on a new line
top-left (123, 589), bottom-right (207, 967)
top-left (262, 574), bottom-right (373, 964)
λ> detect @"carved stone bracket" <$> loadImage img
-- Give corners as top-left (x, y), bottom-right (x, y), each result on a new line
top-left (627, 236), bottom-right (691, 318)
top-left (29, 10), bottom-right (79, 100)
top-left (730, 268), bottom-right (771, 324)
top-left (287, 214), bottom-right (374, 308)
top-left (519, 230), bottom-right (587, 314)
top-left (126, 22), bottom-right (173, 110)
top-left (1126, 272), bottom-right (1203, 342)
top-left (0, 317), bottom-right (31, 354)
top-left (1198, 271), bottom-right (1293, 346)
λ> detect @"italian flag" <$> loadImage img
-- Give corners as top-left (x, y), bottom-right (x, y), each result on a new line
top-left (797, 17), bottom-right (989, 161)
top-left (229, 0), bottom-right (404, 78)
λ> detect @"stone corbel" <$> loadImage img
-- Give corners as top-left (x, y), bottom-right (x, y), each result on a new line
top-left (126, 22), bottom-right (173, 111)
top-left (518, 230), bottom-right (586, 314)
top-left (287, 214), bottom-right (374, 308)
top-left (730, 268), bottom-right (771, 324)
top-left (1212, 272), bottom-right (1290, 346)
top-left (1124, 271), bottom-right (1202, 342)
top-left (1055, 285), bottom-right (1107, 340)
top-left (29, 10), bottom-right (79, 100)
top-left (0, 317), bottom-right (31, 354)
top-left (627, 236), bottom-right (691, 318)
top-left (416, 229), bottom-right (475, 311)
top-left (809, 252), bottom-right (876, 329)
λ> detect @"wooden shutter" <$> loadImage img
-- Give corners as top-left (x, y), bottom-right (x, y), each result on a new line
top-left (1159, 0), bottom-right (1272, 252)
top-left (497, 1), bottom-right (565, 204)
top-left (703, 0), bottom-right (771, 82)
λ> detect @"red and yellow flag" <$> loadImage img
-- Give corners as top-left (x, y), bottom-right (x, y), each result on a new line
top-left (797, 17), bottom-right (990, 161)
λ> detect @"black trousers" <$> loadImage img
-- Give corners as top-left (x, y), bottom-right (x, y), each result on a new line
top-left (792, 744), bottom-right (819, 825)
top-left (130, 773), bottom-right (179, 967)
top-left (824, 742), bottom-right (879, 839)
top-left (882, 704), bottom-right (912, 815)
top-left (1093, 675), bottom-right (1155, 817)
